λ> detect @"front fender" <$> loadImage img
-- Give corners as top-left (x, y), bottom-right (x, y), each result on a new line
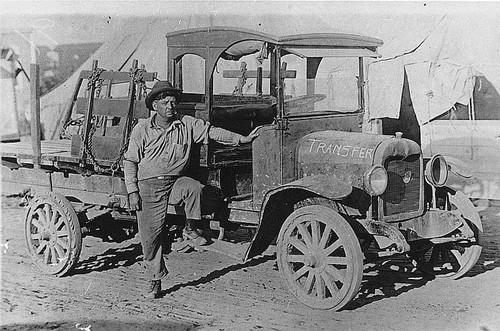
top-left (444, 156), bottom-right (473, 178)
top-left (270, 174), bottom-right (353, 201)
top-left (244, 175), bottom-right (352, 260)
top-left (438, 157), bottom-right (481, 231)
top-left (427, 155), bottom-right (481, 233)
top-left (449, 190), bottom-right (483, 232)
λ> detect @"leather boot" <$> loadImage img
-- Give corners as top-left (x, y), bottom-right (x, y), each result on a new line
top-left (183, 219), bottom-right (208, 246)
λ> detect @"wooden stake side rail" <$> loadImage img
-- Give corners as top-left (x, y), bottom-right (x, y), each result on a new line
top-left (1, 139), bottom-right (129, 208)
top-left (0, 140), bottom-right (115, 168)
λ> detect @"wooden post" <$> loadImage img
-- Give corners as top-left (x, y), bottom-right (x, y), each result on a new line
top-left (137, 65), bottom-right (145, 100)
top-left (30, 63), bottom-right (41, 168)
top-left (51, 76), bottom-right (84, 140)
top-left (120, 59), bottom-right (138, 154)
top-left (256, 67), bottom-right (262, 95)
top-left (80, 60), bottom-right (98, 163)
top-left (358, 57), bottom-right (365, 111)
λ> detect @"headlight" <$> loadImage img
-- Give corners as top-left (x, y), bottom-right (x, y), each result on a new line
top-left (363, 165), bottom-right (388, 196)
top-left (425, 154), bottom-right (448, 187)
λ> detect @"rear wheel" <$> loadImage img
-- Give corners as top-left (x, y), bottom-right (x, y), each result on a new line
top-left (410, 191), bottom-right (482, 279)
top-left (25, 192), bottom-right (82, 276)
top-left (276, 205), bottom-right (363, 310)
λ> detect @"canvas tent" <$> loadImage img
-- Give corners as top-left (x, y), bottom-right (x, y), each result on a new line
top-left (0, 29), bottom-right (34, 141)
top-left (366, 13), bottom-right (500, 200)
top-left (367, 13), bottom-right (500, 126)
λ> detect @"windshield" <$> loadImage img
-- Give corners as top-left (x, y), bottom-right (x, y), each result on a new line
top-left (281, 54), bottom-right (361, 115)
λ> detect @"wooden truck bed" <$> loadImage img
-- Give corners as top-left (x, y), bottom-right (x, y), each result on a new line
top-left (1, 140), bottom-right (90, 167)
top-left (1, 139), bottom-right (129, 208)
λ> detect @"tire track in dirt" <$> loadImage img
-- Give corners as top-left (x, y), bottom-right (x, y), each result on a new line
top-left (2, 196), bottom-right (500, 331)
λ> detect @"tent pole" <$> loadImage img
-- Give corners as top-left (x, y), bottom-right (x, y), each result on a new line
top-left (30, 63), bottom-right (41, 169)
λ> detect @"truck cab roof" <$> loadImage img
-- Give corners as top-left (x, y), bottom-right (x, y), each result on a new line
top-left (166, 26), bottom-right (382, 60)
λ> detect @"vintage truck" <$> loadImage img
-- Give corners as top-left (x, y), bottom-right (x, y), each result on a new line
top-left (0, 26), bottom-right (482, 311)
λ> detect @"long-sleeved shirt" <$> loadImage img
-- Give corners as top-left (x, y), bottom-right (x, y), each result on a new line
top-left (123, 114), bottom-right (243, 193)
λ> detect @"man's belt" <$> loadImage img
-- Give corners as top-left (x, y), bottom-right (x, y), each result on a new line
top-left (156, 175), bottom-right (180, 180)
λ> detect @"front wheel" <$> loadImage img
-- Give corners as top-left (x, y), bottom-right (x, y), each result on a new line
top-left (276, 205), bottom-right (363, 310)
top-left (25, 192), bottom-right (82, 276)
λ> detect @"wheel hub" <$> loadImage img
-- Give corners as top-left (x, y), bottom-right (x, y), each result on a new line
top-left (48, 229), bottom-right (57, 246)
top-left (305, 252), bottom-right (327, 273)
top-left (40, 227), bottom-right (57, 246)
top-left (305, 255), bottom-right (317, 267)
top-left (41, 230), bottom-right (51, 241)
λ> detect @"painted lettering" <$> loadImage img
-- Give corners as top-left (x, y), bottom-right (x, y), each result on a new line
top-left (308, 138), bottom-right (322, 153)
top-left (306, 138), bottom-right (374, 159)
top-left (341, 146), bottom-right (350, 157)
top-left (333, 144), bottom-right (341, 155)
top-left (351, 146), bottom-right (360, 157)
top-left (317, 142), bottom-right (327, 153)
top-left (365, 148), bottom-right (374, 159)
top-left (359, 147), bottom-right (366, 158)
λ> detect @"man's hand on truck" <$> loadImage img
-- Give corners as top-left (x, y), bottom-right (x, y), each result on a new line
top-left (128, 192), bottom-right (142, 211)
top-left (239, 126), bottom-right (260, 144)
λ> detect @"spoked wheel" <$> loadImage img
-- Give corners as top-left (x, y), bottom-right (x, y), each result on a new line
top-left (276, 205), bottom-right (363, 310)
top-left (25, 192), bottom-right (82, 276)
top-left (410, 191), bottom-right (482, 279)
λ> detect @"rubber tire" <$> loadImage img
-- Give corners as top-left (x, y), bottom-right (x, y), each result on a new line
top-left (277, 205), bottom-right (363, 310)
top-left (25, 191), bottom-right (82, 276)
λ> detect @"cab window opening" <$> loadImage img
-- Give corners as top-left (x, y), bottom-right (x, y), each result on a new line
top-left (281, 54), bottom-right (362, 115)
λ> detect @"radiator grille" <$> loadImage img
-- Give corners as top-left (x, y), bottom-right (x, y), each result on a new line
top-left (382, 155), bottom-right (421, 216)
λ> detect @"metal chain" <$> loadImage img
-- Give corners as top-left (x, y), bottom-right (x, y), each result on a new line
top-left (79, 118), bottom-right (110, 173)
top-left (129, 67), bottom-right (144, 82)
top-left (95, 79), bottom-right (103, 98)
top-left (61, 67), bottom-right (104, 140)
top-left (87, 68), bottom-right (105, 91)
top-left (130, 67), bottom-right (147, 99)
top-left (77, 66), bottom-right (146, 174)
top-left (109, 119), bottom-right (137, 175)
top-left (60, 117), bottom-right (84, 139)
top-left (79, 116), bottom-right (134, 175)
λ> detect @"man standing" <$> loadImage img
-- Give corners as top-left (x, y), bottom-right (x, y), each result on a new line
top-left (123, 81), bottom-right (257, 298)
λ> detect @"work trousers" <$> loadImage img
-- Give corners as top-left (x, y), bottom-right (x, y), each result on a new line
top-left (137, 176), bottom-right (204, 280)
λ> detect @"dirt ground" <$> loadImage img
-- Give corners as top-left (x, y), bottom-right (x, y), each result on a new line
top-left (1, 194), bottom-right (499, 331)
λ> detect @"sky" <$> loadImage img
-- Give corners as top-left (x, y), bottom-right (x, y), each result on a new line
top-left (0, 1), bottom-right (498, 50)
top-left (2, 1), bottom-right (496, 17)
top-left (1, 1), bottom-right (450, 17)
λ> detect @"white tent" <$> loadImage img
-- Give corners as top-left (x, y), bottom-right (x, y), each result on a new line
top-left (0, 29), bottom-right (34, 141)
top-left (367, 12), bottom-right (500, 125)
top-left (366, 11), bottom-right (500, 200)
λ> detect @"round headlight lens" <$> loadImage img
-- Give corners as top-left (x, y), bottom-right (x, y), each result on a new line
top-left (364, 165), bottom-right (388, 196)
top-left (425, 154), bottom-right (448, 187)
